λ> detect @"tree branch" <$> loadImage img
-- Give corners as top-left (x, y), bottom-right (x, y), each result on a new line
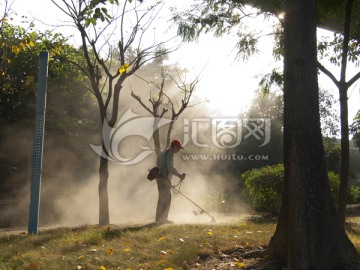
top-left (347, 71), bottom-right (360, 88)
top-left (317, 61), bottom-right (340, 88)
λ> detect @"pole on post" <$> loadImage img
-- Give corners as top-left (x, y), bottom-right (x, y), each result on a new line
top-left (28, 52), bottom-right (49, 235)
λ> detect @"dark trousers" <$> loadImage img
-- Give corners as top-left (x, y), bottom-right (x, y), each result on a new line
top-left (155, 178), bottom-right (171, 223)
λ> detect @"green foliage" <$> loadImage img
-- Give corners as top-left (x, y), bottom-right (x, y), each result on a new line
top-left (318, 32), bottom-right (360, 67)
top-left (242, 164), bottom-right (360, 213)
top-left (80, 0), bottom-right (117, 27)
top-left (258, 68), bottom-right (283, 94)
top-left (350, 110), bottom-right (360, 150)
top-left (349, 185), bottom-right (360, 204)
top-left (328, 171), bottom-right (340, 204)
top-left (242, 164), bottom-right (284, 213)
top-left (172, 0), bottom-right (275, 59)
top-left (79, 0), bottom-right (144, 27)
top-left (323, 137), bottom-right (341, 173)
top-left (0, 17), bottom-right (87, 126)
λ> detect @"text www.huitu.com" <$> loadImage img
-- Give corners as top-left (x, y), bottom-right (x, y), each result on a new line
top-left (182, 154), bottom-right (269, 161)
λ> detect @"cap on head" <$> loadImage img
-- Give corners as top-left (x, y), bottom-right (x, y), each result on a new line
top-left (171, 139), bottom-right (184, 149)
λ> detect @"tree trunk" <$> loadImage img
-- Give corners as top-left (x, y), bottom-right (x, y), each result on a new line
top-left (338, 86), bottom-right (350, 224)
top-left (98, 154), bottom-right (110, 225)
top-left (97, 82), bottom-right (122, 226)
top-left (338, 0), bottom-right (353, 225)
top-left (267, 0), bottom-right (359, 268)
top-left (153, 118), bottom-right (161, 158)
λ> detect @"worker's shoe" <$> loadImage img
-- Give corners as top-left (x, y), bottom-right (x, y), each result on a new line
top-left (156, 219), bottom-right (174, 225)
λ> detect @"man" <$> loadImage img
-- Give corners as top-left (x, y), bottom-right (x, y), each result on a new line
top-left (156, 139), bottom-right (186, 224)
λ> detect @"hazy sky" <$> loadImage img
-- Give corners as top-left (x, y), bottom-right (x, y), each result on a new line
top-left (8, 0), bottom-right (360, 120)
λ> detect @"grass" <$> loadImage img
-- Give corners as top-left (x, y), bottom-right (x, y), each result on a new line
top-left (0, 215), bottom-right (359, 270)
top-left (0, 218), bottom-right (276, 270)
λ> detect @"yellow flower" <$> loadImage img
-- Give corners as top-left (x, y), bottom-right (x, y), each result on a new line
top-left (119, 63), bottom-right (129, 74)
top-left (12, 45), bottom-right (21, 55)
top-left (99, 266), bottom-right (106, 270)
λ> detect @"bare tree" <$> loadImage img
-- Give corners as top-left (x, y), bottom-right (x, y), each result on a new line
top-left (131, 62), bottom-right (202, 158)
top-left (52, 0), bottom-right (177, 225)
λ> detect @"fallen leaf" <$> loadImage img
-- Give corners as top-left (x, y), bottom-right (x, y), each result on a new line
top-left (158, 236), bottom-right (165, 241)
top-left (234, 262), bottom-right (246, 268)
top-left (29, 262), bottom-right (37, 270)
top-left (106, 248), bottom-right (113, 255)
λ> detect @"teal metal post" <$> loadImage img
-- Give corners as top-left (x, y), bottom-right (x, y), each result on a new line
top-left (28, 52), bottom-right (49, 235)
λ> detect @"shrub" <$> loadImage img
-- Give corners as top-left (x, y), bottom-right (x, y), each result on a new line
top-left (348, 186), bottom-right (360, 204)
top-left (241, 164), bottom-right (284, 213)
top-left (241, 164), bottom-right (355, 213)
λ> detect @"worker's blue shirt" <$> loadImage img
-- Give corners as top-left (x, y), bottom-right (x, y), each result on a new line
top-left (158, 148), bottom-right (180, 180)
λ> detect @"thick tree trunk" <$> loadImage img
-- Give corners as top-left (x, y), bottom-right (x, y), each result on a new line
top-left (99, 153), bottom-right (110, 225)
top-left (267, 0), bottom-right (359, 268)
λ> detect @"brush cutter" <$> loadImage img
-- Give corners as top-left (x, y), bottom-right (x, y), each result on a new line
top-left (171, 186), bottom-right (216, 223)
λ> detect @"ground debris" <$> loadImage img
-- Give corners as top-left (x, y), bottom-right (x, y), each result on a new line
top-left (189, 245), bottom-right (282, 270)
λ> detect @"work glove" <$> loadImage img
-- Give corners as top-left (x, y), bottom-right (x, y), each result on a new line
top-left (179, 173), bottom-right (186, 181)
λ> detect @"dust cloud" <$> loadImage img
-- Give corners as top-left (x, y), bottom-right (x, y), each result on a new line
top-left (0, 64), bottom-right (253, 229)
